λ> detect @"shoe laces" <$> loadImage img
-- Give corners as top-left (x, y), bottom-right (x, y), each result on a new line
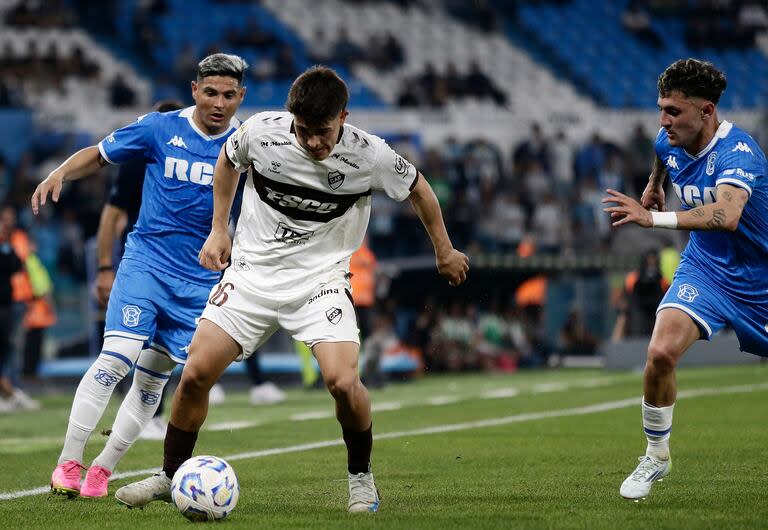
top-left (631, 456), bottom-right (663, 481)
top-left (87, 466), bottom-right (111, 489)
top-left (349, 473), bottom-right (377, 503)
top-left (60, 460), bottom-right (86, 479)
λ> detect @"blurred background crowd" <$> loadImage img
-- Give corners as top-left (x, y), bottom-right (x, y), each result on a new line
top-left (2, 0), bottom-right (768, 405)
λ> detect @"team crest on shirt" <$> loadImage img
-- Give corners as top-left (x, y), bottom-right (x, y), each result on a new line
top-left (706, 152), bottom-right (717, 175)
top-left (394, 155), bottom-right (411, 177)
top-left (233, 256), bottom-right (250, 271)
top-left (327, 169), bottom-right (345, 190)
top-left (122, 305), bottom-right (142, 327)
top-left (677, 284), bottom-right (699, 303)
top-left (326, 307), bottom-right (342, 325)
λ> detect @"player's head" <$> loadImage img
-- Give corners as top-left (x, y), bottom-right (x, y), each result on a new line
top-left (191, 53), bottom-right (247, 135)
top-left (154, 100), bottom-right (184, 113)
top-left (286, 66), bottom-right (349, 161)
top-left (656, 59), bottom-right (727, 149)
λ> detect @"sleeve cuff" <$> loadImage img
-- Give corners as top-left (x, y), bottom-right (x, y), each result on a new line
top-left (98, 142), bottom-right (116, 165)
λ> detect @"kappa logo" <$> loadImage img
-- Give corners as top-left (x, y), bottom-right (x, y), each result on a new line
top-left (167, 136), bottom-right (188, 148)
top-left (275, 222), bottom-right (314, 244)
top-left (326, 307), bottom-right (342, 325)
top-left (122, 305), bottom-right (141, 327)
top-left (677, 283), bottom-right (699, 303)
top-left (233, 256), bottom-right (250, 271)
top-left (666, 155), bottom-right (679, 170)
top-left (706, 151), bottom-right (717, 175)
top-left (328, 169), bottom-right (345, 190)
top-left (732, 142), bottom-right (753, 155)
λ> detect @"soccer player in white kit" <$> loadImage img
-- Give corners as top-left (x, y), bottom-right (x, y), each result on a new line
top-left (116, 66), bottom-right (469, 513)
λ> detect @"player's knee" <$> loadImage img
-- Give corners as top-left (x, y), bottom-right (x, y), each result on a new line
top-left (178, 364), bottom-right (216, 397)
top-left (325, 373), bottom-right (359, 400)
top-left (646, 343), bottom-right (679, 373)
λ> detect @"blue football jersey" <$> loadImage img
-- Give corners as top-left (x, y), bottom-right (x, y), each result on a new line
top-left (655, 121), bottom-right (768, 297)
top-left (98, 107), bottom-right (239, 285)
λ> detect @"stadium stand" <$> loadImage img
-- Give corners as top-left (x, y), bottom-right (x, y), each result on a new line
top-left (2, 0), bottom-right (768, 384)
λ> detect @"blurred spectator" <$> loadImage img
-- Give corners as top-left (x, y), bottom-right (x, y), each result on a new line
top-left (0, 206), bottom-right (23, 412)
top-left (622, 0), bottom-right (663, 47)
top-left (560, 309), bottom-right (598, 355)
top-left (531, 191), bottom-right (562, 255)
top-left (109, 74), bottom-right (137, 108)
top-left (624, 123), bottom-right (655, 196)
top-left (361, 311), bottom-right (399, 388)
top-left (350, 236), bottom-right (378, 341)
top-left (612, 250), bottom-right (670, 340)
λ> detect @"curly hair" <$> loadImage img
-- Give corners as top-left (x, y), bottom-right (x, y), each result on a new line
top-left (657, 59), bottom-right (727, 104)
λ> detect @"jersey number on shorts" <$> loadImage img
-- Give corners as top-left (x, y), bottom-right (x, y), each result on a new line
top-left (209, 282), bottom-right (234, 307)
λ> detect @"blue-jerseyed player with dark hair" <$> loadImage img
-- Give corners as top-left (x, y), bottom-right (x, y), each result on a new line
top-left (603, 58), bottom-right (768, 499)
top-left (32, 53), bottom-right (247, 498)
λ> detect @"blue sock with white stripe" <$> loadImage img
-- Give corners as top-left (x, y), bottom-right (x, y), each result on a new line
top-left (93, 348), bottom-right (176, 471)
top-left (643, 400), bottom-right (674, 460)
top-left (58, 337), bottom-right (143, 465)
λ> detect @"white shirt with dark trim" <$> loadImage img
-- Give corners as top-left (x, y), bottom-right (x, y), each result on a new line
top-left (225, 111), bottom-right (418, 299)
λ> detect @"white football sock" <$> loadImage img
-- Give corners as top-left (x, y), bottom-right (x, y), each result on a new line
top-left (58, 337), bottom-right (144, 465)
top-left (93, 348), bottom-right (176, 471)
top-left (642, 399), bottom-right (674, 460)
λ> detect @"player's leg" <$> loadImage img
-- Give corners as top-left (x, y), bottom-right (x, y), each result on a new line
top-left (51, 334), bottom-right (146, 496)
top-left (81, 347), bottom-right (176, 497)
top-left (620, 307), bottom-right (701, 499)
top-left (53, 262), bottom-right (161, 496)
top-left (313, 341), bottom-right (379, 513)
top-left (114, 320), bottom-right (242, 507)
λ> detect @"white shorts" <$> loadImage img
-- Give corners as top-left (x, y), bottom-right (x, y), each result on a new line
top-left (200, 269), bottom-right (360, 360)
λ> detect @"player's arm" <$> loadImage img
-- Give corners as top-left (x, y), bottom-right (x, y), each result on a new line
top-left (31, 146), bottom-right (108, 214)
top-left (603, 183), bottom-right (748, 232)
top-left (198, 147), bottom-right (241, 271)
top-left (408, 172), bottom-right (469, 286)
top-left (95, 204), bottom-right (127, 307)
top-left (640, 156), bottom-right (668, 211)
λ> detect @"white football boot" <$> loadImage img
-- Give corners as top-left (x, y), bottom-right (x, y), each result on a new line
top-left (115, 471), bottom-right (172, 508)
top-left (348, 471), bottom-right (380, 513)
top-left (620, 455), bottom-right (671, 499)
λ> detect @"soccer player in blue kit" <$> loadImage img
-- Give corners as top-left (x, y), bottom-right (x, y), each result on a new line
top-left (31, 53), bottom-right (247, 498)
top-left (603, 58), bottom-right (768, 499)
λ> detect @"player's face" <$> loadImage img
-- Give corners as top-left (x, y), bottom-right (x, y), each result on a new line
top-left (293, 111), bottom-right (349, 161)
top-left (657, 91), bottom-right (710, 150)
top-left (191, 76), bottom-right (246, 135)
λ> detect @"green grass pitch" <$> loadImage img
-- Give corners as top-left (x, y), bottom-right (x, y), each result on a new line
top-left (0, 364), bottom-right (766, 529)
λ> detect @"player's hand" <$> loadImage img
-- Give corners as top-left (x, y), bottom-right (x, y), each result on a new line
top-left (640, 181), bottom-right (665, 212)
top-left (602, 189), bottom-right (653, 228)
top-left (96, 269), bottom-right (115, 308)
top-left (437, 248), bottom-right (469, 286)
top-left (198, 228), bottom-right (232, 271)
top-left (31, 171), bottom-right (65, 215)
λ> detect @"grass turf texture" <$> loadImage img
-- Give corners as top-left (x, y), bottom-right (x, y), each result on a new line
top-left (0, 364), bottom-right (766, 529)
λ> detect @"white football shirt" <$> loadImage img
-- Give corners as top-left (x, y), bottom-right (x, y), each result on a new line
top-left (225, 111), bottom-right (418, 300)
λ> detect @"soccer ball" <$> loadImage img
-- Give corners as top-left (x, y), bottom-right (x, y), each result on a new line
top-left (171, 455), bottom-right (240, 522)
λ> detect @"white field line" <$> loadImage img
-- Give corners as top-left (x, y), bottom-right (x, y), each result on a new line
top-left (1, 382), bottom-right (766, 501)
top-left (0, 376), bottom-right (627, 450)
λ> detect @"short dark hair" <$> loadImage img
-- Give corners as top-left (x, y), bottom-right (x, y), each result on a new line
top-left (154, 100), bottom-right (184, 113)
top-left (286, 66), bottom-right (348, 125)
top-left (196, 53), bottom-right (248, 85)
top-left (657, 59), bottom-right (727, 104)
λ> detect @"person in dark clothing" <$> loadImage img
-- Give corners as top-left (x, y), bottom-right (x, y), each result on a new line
top-left (0, 205), bottom-right (23, 411)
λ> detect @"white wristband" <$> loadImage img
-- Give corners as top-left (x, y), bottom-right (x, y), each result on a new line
top-left (651, 211), bottom-right (677, 229)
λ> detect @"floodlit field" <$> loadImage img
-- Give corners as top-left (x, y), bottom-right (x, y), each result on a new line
top-left (1, 365), bottom-right (766, 529)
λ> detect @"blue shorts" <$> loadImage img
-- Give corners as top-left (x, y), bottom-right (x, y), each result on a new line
top-left (104, 258), bottom-right (213, 364)
top-left (658, 263), bottom-right (768, 357)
